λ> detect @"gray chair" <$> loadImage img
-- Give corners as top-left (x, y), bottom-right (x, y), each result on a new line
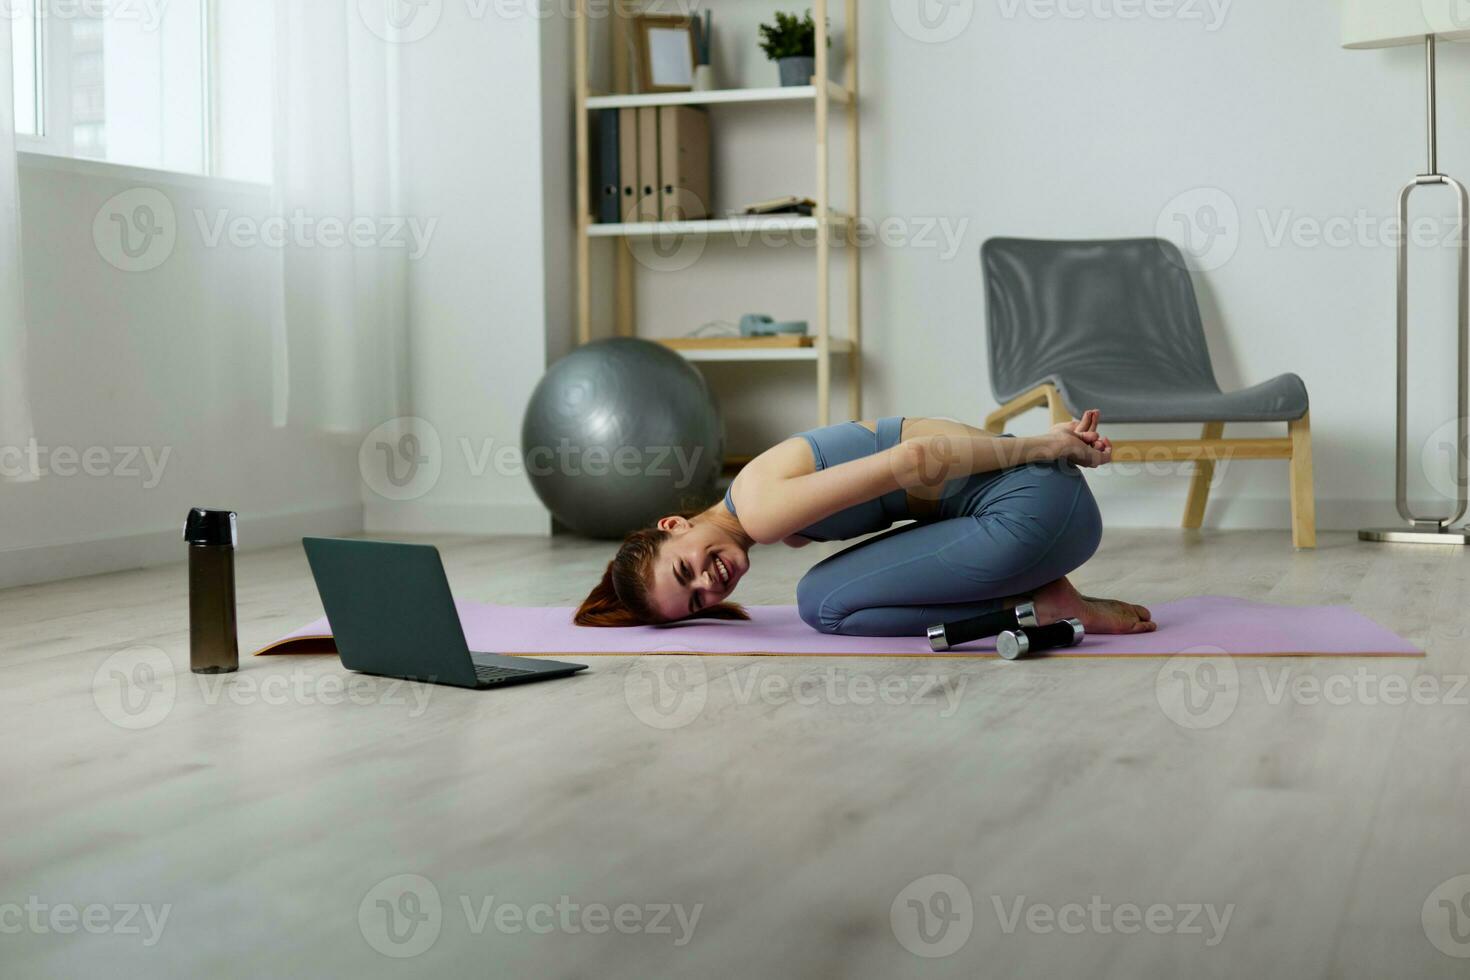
top-left (981, 237), bottom-right (1316, 548)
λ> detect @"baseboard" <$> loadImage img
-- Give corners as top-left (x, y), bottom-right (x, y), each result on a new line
top-left (364, 499), bottom-right (552, 536)
top-left (0, 504), bottom-right (364, 591)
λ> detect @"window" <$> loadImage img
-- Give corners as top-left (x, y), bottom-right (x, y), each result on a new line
top-left (12, 0), bottom-right (273, 183)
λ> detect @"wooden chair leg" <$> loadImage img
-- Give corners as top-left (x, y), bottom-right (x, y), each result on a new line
top-left (1288, 412), bottom-right (1317, 549)
top-left (1046, 387), bottom-right (1072, 425)
top-left (1183, 422), bottom-right (1225, 529)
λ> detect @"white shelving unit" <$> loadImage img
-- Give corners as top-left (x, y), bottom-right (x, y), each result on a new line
top-left (572, 0), bottom-right (862, 428)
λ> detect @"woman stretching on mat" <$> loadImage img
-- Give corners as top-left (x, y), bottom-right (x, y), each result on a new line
top-left (575, 411), bottom-right (1155, 636)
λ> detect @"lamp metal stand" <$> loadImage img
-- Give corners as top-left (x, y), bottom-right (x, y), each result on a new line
top-left (1360, 34), bottom-right (1470, 545)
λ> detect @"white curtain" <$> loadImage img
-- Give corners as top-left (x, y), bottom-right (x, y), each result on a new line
top-left (0, 15), bottom-right (37, 482)
top-left (270, 0), bottom-right (409, 433)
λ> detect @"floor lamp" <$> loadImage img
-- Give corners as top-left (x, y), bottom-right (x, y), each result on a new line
top-left (1344, 4), bottom-right (1470, 544)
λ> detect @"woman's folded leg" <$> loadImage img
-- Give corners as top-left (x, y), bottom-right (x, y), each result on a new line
top-left (796, 461), bottom-right (1102, 636)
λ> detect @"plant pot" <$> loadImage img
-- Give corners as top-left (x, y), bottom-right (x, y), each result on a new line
top-left (776, 56), bottom-right (815, 87)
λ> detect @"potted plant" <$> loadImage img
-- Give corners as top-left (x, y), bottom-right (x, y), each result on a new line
top-left (758, 11), bottom-right (828, 87)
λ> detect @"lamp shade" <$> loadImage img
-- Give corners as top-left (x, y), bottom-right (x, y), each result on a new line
top-left (1341, 1), bottom-right (1470, 48)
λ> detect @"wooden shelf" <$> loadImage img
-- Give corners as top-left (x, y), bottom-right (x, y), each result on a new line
top-left (572, 0), bottom-right (862, 428)
top-left (659, 337), bottom-right (853, 362)
top-left (661, 335), bottom-right (814, 349)
top-left (586, 82), bottom-right (852, 110)
top-left (587, 212), bottom-right (850, 239)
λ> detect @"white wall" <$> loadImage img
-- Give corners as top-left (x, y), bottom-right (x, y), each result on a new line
top-left (597, 0), bottom-right (1470, 530)
top-left (367, 1), bottom-right (560, 536)
top-left (0, 159), bottom-right (362, 588)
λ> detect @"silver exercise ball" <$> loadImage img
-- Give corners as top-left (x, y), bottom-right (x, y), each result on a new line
top-left (521, 338), bottom-right (724, 539)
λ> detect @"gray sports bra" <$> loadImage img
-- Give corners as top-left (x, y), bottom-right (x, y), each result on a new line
top-left (723, 417), bottom-right (911, 542)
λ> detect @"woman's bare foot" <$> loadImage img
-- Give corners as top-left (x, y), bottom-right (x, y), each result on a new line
top-left (1027, 577), bottom-right (1156, 634)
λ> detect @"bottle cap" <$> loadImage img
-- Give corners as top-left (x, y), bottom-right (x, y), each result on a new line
top-left (183, 508), bottom-right (237, 547)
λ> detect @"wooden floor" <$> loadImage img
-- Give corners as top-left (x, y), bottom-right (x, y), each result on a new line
top-left (3, 529), bottom-right (1469, 978)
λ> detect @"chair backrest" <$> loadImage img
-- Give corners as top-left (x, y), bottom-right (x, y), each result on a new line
top-left (981, 237), bottom-right (1221, 404)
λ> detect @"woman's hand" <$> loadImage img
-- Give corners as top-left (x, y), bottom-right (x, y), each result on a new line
top-left (1047, 408), bottom-right (1112, 468)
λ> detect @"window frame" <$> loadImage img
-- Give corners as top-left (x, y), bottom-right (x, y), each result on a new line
top-left (15, 0), bottom-right (224, 181)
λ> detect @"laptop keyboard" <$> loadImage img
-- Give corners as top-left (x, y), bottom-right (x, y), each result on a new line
top-left (474, 664), bottom-right (535, 684)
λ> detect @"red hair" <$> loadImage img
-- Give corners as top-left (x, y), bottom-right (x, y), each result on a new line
top-left (575, 520), bottom-right (749, 627)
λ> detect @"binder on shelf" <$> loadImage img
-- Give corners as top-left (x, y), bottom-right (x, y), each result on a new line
top-left (636, 105), bottom-right (660, 222)
top-left (657, 106), bottom-right (710, 221)
top-left (596, 109), bottom-right (620, 224)
top-left (618, 107), bottom-right (639, 223)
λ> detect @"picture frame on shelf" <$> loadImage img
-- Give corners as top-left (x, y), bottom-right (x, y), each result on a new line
top-left (633, 14), bottom-right (697, 93)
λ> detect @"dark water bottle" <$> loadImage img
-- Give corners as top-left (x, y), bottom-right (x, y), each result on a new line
top-left (184, 508), bottom-right (239, 674)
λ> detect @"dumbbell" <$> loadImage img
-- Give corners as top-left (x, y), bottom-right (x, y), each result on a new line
top-left (926, 601), bottom-right (1039, 652)
top-left (995, 619), bottom-right (1085, 660)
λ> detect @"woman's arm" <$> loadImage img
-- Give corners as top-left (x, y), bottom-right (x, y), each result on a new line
top-left (734, 414), bottom-right (1110, 545)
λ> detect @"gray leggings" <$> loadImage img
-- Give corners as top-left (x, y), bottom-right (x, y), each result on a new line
top-left (795, 459), bottom-right (1103, 636)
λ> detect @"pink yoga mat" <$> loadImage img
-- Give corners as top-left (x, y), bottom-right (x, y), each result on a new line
top-left (254, 596), bottom-right (1421, 658)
